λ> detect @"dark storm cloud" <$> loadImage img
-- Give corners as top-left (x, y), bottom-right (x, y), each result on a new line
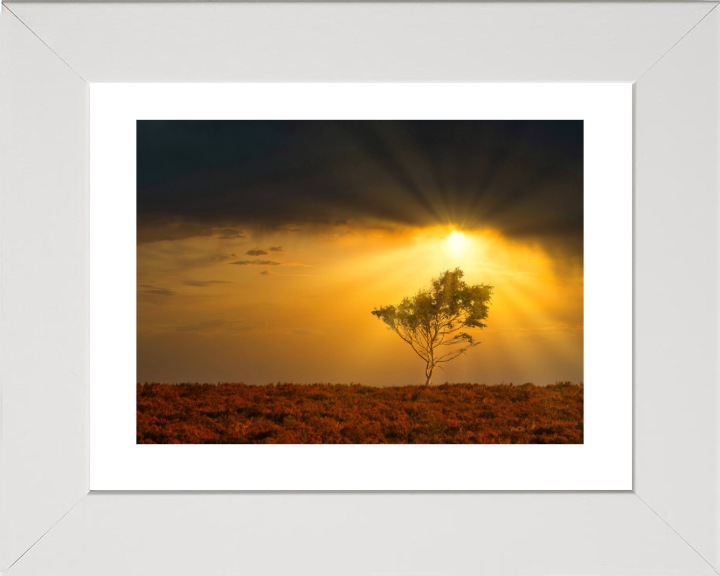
top-left (231, 259), bottom-right (281, 266)
top-left (268, 246), bottom-right (284, 252)
top-left (137, 120), bottom-right (583, 257)
top-left (246, 249), bottom-right (268, 256)
top-left (260, 270), bottom-right (271, 276)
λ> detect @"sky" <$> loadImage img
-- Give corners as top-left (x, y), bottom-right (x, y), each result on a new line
top-left (137, 120), bottom-right (583, 385)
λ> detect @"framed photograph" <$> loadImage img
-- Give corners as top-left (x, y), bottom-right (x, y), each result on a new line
top-left (1, 2), bottom-right (718, 575)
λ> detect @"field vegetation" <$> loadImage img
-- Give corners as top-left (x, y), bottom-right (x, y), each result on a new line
top-left (137, 382), bottom-right (583, 444)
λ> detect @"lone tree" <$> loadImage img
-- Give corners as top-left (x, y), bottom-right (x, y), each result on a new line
top-left (372, 268), bottom-right (493, 386)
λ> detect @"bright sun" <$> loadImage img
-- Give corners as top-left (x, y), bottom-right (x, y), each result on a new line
top-left (446, 231), bottom-right (469, 256)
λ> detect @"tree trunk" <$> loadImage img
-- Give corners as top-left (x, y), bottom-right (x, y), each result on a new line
top-left (425, 365), bottom-right (434, 386)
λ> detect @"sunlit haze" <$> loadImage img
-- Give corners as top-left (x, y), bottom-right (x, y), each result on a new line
top-left (137, 120), bottom-right (583, 386)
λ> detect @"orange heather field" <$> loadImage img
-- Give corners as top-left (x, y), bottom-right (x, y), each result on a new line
top-left (137, 382), bottom-right (583, 444)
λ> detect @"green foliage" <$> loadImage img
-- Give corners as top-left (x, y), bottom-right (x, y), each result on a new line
top-left (371, 268), bottom-right (493, 384)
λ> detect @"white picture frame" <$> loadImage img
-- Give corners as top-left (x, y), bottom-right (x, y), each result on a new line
top-left (1, 2), bottom-right (718, 574)
top-left (90, 82), bottom-right (632, 491)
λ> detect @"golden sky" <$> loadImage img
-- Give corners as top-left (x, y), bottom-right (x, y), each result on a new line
top-left (137, 224), bottom-right (583, 385)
